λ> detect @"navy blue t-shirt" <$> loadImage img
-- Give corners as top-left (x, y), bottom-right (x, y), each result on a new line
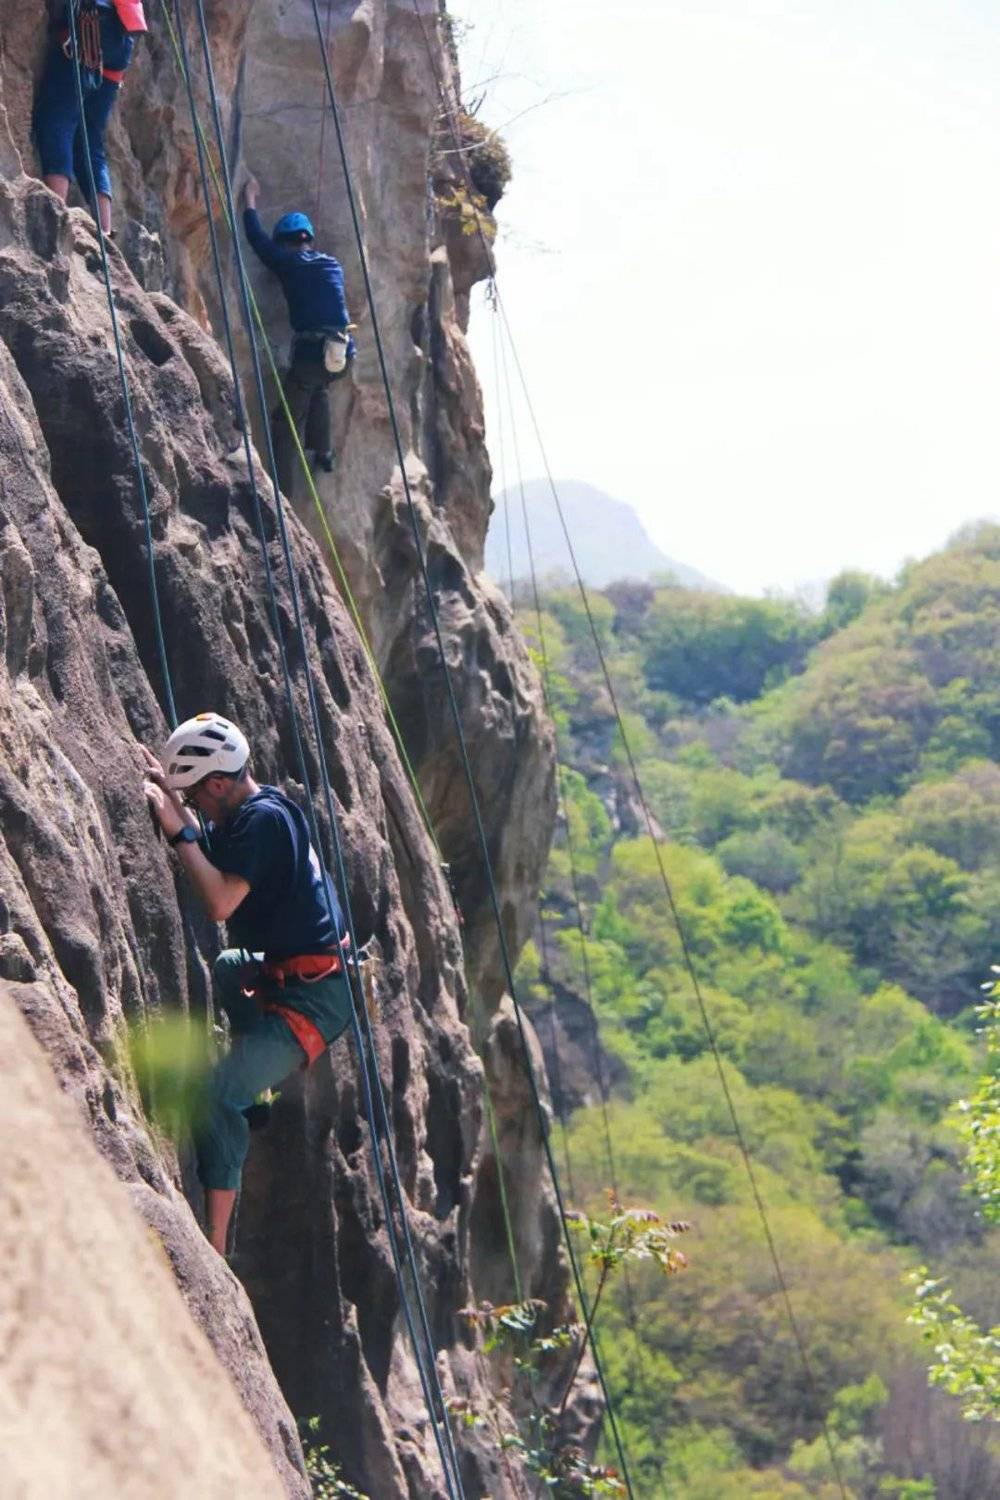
top-left (208, 786), bottom-right (344, 959)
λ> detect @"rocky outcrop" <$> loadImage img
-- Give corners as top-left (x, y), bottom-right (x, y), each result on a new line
top-left (0, 2), bottom-right (563, 1493)
top-left (0, 984), bottom-right (294, 1500)
top-left (527, 975), bottom-right (629, 1121)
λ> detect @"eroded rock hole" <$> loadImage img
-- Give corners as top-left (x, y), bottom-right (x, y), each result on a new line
top-left (129, 316), bottom-right (174, 367)
top-left (425, 1066), bottom-right (462, 1219)
top-left (336, 1110), bottom-right (361, 1159)
top-left (390, 1036), bottom-right (417, 1191)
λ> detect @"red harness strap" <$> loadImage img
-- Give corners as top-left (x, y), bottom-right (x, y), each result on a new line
top-left (261, 1000), bottom-right (327, 1065)
top-left (261, 951), bottom-right (343, 984)
top-left (252, 943), bottom-right (350, 1067)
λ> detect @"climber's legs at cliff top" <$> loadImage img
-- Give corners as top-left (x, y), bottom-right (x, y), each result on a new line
top-left (33, 7), bottom-right (136, 236)
top-left (196, 949), bottom-right (351, 1255)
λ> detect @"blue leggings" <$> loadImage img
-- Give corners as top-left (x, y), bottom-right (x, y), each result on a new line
top-left (34, 10), bottom-right (136, 202)
top-left (195, 949), bottom-right (352, 1191)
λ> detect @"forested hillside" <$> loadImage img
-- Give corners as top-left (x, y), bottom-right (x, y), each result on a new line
top-left (516, 522), bottom-right (1000, 1498)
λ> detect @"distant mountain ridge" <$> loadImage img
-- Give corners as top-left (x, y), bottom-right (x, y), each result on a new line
top-left (484, 479), bottom-right (719, 591)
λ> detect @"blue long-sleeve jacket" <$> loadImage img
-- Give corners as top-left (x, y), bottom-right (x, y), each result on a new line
top-left (243, 209), bottom-right (354, 346)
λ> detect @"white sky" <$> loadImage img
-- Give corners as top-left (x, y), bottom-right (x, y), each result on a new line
top-left (451, 0), bottom-right (1000, 596)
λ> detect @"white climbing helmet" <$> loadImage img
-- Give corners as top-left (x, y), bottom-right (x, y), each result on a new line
top-left (162, 713), bottom-right (250, 790)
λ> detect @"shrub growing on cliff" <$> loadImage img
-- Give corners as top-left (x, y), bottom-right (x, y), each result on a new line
top-left (298, 1418), bottom-right (368, 1499)
top-left (452, 107), bottom-right (512, 209)
top-left (456, 1204), bottom-right (687, 1497)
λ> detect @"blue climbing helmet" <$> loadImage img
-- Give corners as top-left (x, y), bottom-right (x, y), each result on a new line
top-left (273, 211), bottom-right (315, 243)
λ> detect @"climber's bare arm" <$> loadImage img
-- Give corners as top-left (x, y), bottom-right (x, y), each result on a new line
top-left (142, 762), bottom-right (249, 922)
top-left (139, 744), bottom-right (200, 831)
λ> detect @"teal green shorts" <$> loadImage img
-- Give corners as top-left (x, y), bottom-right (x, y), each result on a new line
top-left (195, 948), bottom-right (351, 1191)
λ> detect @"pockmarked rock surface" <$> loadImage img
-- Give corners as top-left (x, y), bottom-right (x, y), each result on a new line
top-left (0, 8), bottom-right (555, 996)
top-left (0, 983), bottom-right (290, 1500)
top-left (0, 2), bottom-right (565, 1492)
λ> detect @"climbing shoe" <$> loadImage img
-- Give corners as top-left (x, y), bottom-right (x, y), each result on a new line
top-left (315, 451), bottom-right (335, 472)
top-left (242, 1087), bottom-right (274, 1132)
top-left (243, 1101), bottom-right (272, 1131)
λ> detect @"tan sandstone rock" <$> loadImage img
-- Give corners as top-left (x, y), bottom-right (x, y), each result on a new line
top-left (0, 981), bottom-right (288, 1500)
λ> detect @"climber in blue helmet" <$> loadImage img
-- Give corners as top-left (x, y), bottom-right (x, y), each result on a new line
top-left (242, 174), bottom-right (356, 500)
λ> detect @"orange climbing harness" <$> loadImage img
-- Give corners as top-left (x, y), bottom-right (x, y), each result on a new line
top-left (261, 949), bottom-right (344, 985)
top-left (260, 998), bottom-right (326, 1065)
top-left (242, 940), bottom-right (351, 1066)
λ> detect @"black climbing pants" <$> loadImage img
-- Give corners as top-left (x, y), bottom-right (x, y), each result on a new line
top-left (271, 342), bottom-right (336, 499)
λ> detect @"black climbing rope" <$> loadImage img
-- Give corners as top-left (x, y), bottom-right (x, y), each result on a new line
top-left (489, 300), bottom-right (517, 606)
top-left (493, 311), bottom-right (648, 1344)
top-left (65, 0), bottom-right (177, 728)
top-left (494, 306), bottom-right (622, 1216)
top-left (498, 307), bottom-right (850, 1498)
top-left (158, 0), bottom-right (526, 1432)
top-left (305, 4), bottom-right (636, 1491)
top-left (175, 3), bottom-right (468, 1492)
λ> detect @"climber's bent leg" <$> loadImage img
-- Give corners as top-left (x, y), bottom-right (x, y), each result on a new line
top-left (73, 71), bottom-right (123, 232)
top-left (205, 1187), bottom-right (237, 1255)
top-left (78, 11), bottom-right (134, 230)
top-left (195, 953), bottom-right (351, 1252)
top-left (194, 1011), bottom-right (304, 1251)
top-left (211, 947), bottom-right (263, 1034)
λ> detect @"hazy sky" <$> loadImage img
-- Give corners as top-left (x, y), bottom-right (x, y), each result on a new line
top-left (451, 0), bottom-right (1000, 596)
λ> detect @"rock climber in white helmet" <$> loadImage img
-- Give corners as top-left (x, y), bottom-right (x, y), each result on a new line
top-left (141, 713), bottom-right (351, 1255)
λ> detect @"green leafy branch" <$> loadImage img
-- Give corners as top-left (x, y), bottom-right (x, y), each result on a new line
top-left (500, 1429), bottom-right (628, 1497)
top-left (909, 1272), bottom-right (1000, 1422)
top-left (453, 1201), bottom-right (688, 1495)
top-left (907, 981), bottom-right (1000, 1423)
top-left (435, 184), bottom-right (498, 240)
top-left (298, 1417), bottom-right (369, 1499)
top-left (955, 989), bottom-right (1000, 1224)
top-left (559, 1201), bottom-right (690, 1422)
top-left (459, 1297), bottom-right (548, 1354)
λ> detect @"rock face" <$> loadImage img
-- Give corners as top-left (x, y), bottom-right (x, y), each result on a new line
top-left (0, 983), bottom-right (292, 1500)
top-left (0, 3), bottom-right (563, 1494)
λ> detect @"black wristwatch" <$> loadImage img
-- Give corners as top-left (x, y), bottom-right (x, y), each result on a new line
top-left (168, 826), bottom-right (201, 849)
